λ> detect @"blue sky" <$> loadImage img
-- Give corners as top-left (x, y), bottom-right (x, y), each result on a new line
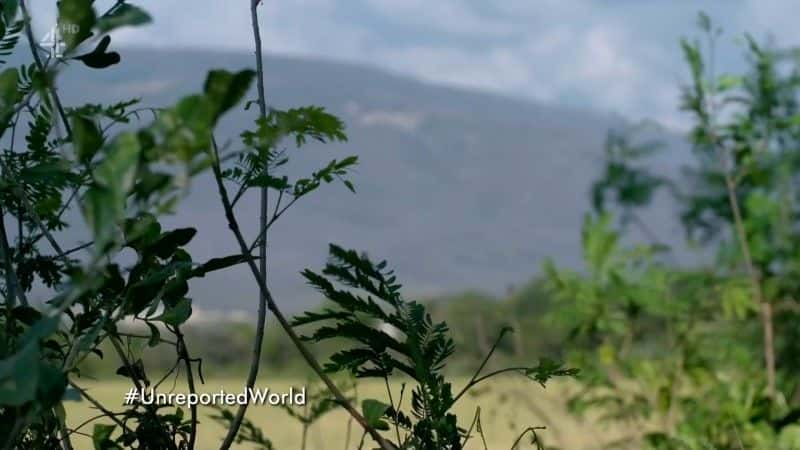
top-left (34, 1), bottom-right (799, 128)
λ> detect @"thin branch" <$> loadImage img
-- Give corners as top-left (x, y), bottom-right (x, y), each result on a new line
top-left (66, 412), bottom-right (119, 437)
top-left (46, 241), bottom-right (94, 261)
top-left (174, 326), bottom-right (198, 450)
top-left (11, 183), bottom-right (69, 261)
top-left (210, 142), bottom-right (393, 449)
top-left (454, 367), bottom-right (532, 406)
top-left (247, 194), bottom-right (299, 254)
top-left (383, 375), bottom-right (402, 445)
top-left (720, 157), bottom-right (775, 397)
top-left (452, 328), bottom-right (509, 404)
top-left (68, 380), bottom-right (133, 434)
top-left (57, 411), bottom-right (74, 450)
top-left (693, 29), bottom-right (776, 398)
top-left (153, 358), bottom-right (182, 391)
top-left (116, 331), bottom-right (177, 346)
top-left (214, 143), bottom-right (268, 450)
top-left (461, 407), bottom-right (481, 448)
top-left (219, 0), bottom-right (271, 446)
top-left (705, 77), bottom-right (776, 399)
top-left (510, 426), bottom-right (545, 450)
top-left (19, 0), bottom-right (73, 140)
top-left (109, 334), bottom-right (144, 390)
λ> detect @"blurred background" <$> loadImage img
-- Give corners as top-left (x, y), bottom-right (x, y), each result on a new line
top-left (19, 1), bottom-right (797, 448)
top-left (25, 1), bottom-right (790, 313)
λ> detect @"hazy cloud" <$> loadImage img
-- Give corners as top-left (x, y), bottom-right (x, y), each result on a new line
top-left (31, 1), bottom-right (799, 128)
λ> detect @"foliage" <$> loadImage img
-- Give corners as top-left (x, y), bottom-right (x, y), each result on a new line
top-left (550, 12), bottom-right (800, 449)
top-left (293, 245), bottom-right (577, 449)
top-left (0, 1), bottom-right (571, 449)
top-left (0, 0), bottom-right (364, 448)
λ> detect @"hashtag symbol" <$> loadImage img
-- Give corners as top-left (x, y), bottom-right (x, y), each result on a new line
top-left (124, 387), bottom-right (138, 405)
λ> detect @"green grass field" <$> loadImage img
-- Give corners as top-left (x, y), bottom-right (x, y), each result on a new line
top-left (65, 376), bottom-right (616, 449)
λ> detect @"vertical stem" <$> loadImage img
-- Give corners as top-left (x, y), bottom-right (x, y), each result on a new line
top-left (219, 2), bottom-right (269, 446)
top-left (383, 375), bottom-right (402, 445)
top-left (56, 411), bottom-right (74, 450)
top-left (210, 146), bottom-right (393, 450)
top-left (19, 0), bottom-right (73, 140)
top-left (761, 299), bottom-right (776, 397)
top-left (174, 327), bottom-right (198, 450)
top-left (0, 205), bottom-right (19, 341)
top-left (0, 205), bottom-right (16, 304)
top-left (702, 32), bottom-right (777, 397)
top-left (721, 157), bottom-right (776, 398)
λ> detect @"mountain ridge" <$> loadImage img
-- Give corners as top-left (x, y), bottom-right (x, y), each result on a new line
top-left (19, 49), bottom-right (690, 312)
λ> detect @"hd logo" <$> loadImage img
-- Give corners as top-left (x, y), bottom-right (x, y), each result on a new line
top-left (38, 23), bottom-right (79, 58)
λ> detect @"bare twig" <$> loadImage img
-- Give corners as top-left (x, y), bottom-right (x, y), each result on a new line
top-left (454, 367), bottom-right (532, 406)
top-left (510, 426), bottom-right (546, 450)
top-left (217, 3), bottom-right (270, 447)
top-left (68, 380), bottom-right (133, 434)
top-left (383, 375), bottom-right (402, 445)
top-left (247, 194), bottom-right (300, 253)
top-left (461, 407), bottom-right (481, 448)
top-left (66, 412), bottom-right (124, 437)
top-left (452, 328), bottom-right (509, 405)
top-left (109, 334), bottom-right (144, 390)
top-left (174, 326), bottom-right (198, 449)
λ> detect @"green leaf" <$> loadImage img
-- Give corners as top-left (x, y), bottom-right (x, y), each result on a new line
top-left (35, 363), bottom-right (67, 408)
top-left (717, 74), bottom-right (743, 91)
top-left (92, 423), bottom-right (120, 450)
top-left (174, 94), bottom-right (216, 132)
top-left (525, 358), bottom-right (579, 387)
top-left (19, 161), bottom-right (72, 185)
top-left (203, 69), bottom-right (256, 121)
top-left (153, 297), bottom-right (192, 326)
top-left (361, 398), bottom-right (390, 430)
top-left (0, 67), bottom-right (19, 125)
top-left (656, 385), bottom-right (671, 413)
top-left (11, 305), bottom-right (42, 325)
top-left (73, 115), bottom-right (104, 163)
top-left (153, 228), bottom-right (196, 258)
top-left (84, 133), bottom-right (140, 247)
top-left (58, 0), bottom-right (95, 51)
top-left (720, 279), bottom-right (756, 319)
top-left (82, 186), bottom-right (119, 249)
top-left (145, 322), bottom-right (160, 347)
top-left (0, 340), bottom-right (39, 406)
top-left (95, 4), bottom-right (151, 32)
top-left (94, 132), bottom-right (140, 195)
top-left (0, 67), bottom-right (18, 105)
top-left (191, 254), bottom-right (253, 278)
top-left (124, 213), bottom-right (161, 252)
top-left (2, 0), bottom-right (18, 24)
top-left (778, 425), bottom-right (800, 450)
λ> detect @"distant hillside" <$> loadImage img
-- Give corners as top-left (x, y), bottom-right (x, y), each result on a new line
top-left (31, 49), bottom-right (691, 312)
